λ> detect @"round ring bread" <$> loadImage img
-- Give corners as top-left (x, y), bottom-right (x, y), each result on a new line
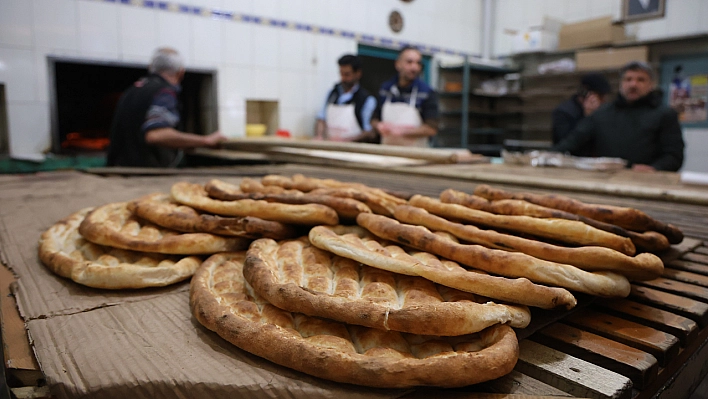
top-left (190, 252), bottom-right (520, 388)
top-left (243, 234), bottom-right (530, 336)
top-left (39, 208), bottom-right (202, 289)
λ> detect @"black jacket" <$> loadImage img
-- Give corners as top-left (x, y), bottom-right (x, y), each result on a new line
top-left (107, 74), bottom-right (180, 167)
top-left (553, 91), bottom-right (685, 171)
top-left (551, 96), bottom-right (592, 157)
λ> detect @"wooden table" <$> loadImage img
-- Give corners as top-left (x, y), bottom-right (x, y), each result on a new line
top-left (2, 164), bottom-right (708, 399)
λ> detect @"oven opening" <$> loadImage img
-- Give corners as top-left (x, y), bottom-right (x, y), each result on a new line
top-left (51, 59), bottom-right (217, 156)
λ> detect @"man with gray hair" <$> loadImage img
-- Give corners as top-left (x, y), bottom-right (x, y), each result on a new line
top-left (107, 47), bottom-right (225, 167)
top-left (553, 61), bottom-right (684, 172)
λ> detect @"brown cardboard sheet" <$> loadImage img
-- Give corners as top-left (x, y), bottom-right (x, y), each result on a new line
top-left (0, 171), bottom-right (408, 398)
top-left (28, 290), bottom-right (402, 399)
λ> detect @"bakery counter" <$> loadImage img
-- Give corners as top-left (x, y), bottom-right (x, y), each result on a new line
top-left (1, 165), bottom-right (707, 399)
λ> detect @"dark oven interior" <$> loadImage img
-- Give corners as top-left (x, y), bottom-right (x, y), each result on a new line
top-left (52, 60), bottom-right (216, 155)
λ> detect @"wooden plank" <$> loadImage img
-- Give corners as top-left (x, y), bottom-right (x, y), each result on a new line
top-left (221, 138), bottom-right (479, 163)
top-left (629, 285), bottom-right (708, 327)
top-left (663, 268), bottom-right (708, 288)
top-left (480, 370), bottom-right (572, 397)
top-left (516, 340), bottom-right (633, 399)
top-left (695, 246), bottom-right (708, 255)
top-left (683, 252), bottom-right (708, 265)
top-left (634, 322), bottom-right (708, 399)
top-left (636, 277), bottom-right (708, 302)
top-left (666, 259), bottom-right (708, 276)
top-left (531, 323), bottom-right (658, 389)
top-left (593, 299), bottom-right (698, 347)
top-left (563, 309), bottom-right (680, 367)
top-left (660, 238), bottom-right (704, 263)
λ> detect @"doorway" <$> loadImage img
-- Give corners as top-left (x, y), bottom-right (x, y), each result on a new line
top-left (49, 59), bottom-right (217, 155)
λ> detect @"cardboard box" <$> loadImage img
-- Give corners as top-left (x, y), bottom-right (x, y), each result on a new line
top-left (510, 16), bottom-right (562, 54)
top-left (512, 30), bottom-right (559, 54)
top-left (558, 16), bottom-right (626, 51)
top-left (576, 45), bottom-right (648, 71)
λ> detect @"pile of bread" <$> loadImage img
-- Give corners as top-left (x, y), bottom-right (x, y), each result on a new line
top-left (38, 174), bottom-right (681, 388)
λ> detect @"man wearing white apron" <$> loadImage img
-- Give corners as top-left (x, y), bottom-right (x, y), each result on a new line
top-left (315, 55), bottom-right (377, 142)
top-left (371, 46), bottom-right (439, 147)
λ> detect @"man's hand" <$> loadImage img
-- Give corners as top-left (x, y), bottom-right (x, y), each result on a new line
top-left (203, 131), bottom-right (227, 147)
top-left (582, 93), bottom-right (602, 116)
top-left (632, 164), bottom-right (656, 172)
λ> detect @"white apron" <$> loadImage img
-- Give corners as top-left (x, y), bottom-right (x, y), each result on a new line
top-left (381, 86), bottom-right (427, 147)
top-left (325, 103), bottom-right (361, 141)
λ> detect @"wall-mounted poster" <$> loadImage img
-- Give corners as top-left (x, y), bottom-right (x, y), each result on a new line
top-left (622, 0), bottom-right (666, 22)
top-left (669, 66), bottom-right (708, 123)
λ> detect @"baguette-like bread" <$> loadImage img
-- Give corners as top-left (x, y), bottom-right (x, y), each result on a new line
top-left (474, 184), bottom-right (683, 244)
top-left (128, 193), bottom-right (297, 239)
top-left (191, 252), bottom-right (520, 388)
top-left (171, 181), bottom-right (338, 225)
top-left (244, 235), bottom-right (530, 335)
top-left (357, 213), bottom-right (631, 298)
top-left (205, 179), bottom-right (371, 220)
top-left (440, 189), bottom-right (670, 252)
top-left (394, 205), bottom-right (663, 281)
top-left (309, 225), bottom-right (576, 309)
top-left (410, 195), bottom-right (636, 255)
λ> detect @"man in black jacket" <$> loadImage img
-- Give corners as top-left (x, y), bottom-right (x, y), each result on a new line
top-left (553, 61), bottom-right (684, 172)
top-left (551, 73), bottom-right (611, 156)
top-left (107, 47), bottom-right (225, 167)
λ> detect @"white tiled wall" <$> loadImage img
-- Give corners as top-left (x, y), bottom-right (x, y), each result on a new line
top-left (0, 0), bottom-right (484, 158)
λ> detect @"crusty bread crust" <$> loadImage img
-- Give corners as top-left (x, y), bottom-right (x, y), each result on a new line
top-left (204, 179), bottom-right (372, 220)
top-left (411, 195), bottom-right (636, 255)
top-left (394, 205), bottom-right (663, 281)
top-left (128, 193), bottom-right (297, 239)
top-left (261, 174), bottom-right (406, 216)
top-left (171, 181), bottom-right (338, 225)
top-left (39, 208), bottom-right (201, 289)
top-left (473, 184), bottom-right (683, 244)
top-left (244, 235), bottom-right (530, 335)
top-left (440, 189), bottom-right (670, 252)
top-left (79, 202), bottom-right (250, 255)
top-left (309, 225), bottom-right (576, 309)
top-left (190, 252), bottom-right (520, 388)
top-left (357, 213), bottom-right (631, 299)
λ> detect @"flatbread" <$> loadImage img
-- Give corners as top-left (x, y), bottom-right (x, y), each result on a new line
top-left (244, 234), bottom-right (530, 336)
top-left (79, 202), bottom-right (250, 255)
top-left (190, 252), bottom-right (519, 388)
top-left (308, 225), bottom-right (576, 309)
top-left (356, 213), bottom-right (631, 299)
top-left (410, 195), bottom-right (636, 255)
top-left (204, 179), bottom-right (372, 220)
top-left (128, 193), bottom-right (297, 239)
top-left (394, 205), bottom-right (664, 281)
top-left (473, 184), bottom-right (684, 244)
top-left (440, 189), bottom-right (670, 252)
top-left (171, 181), bottom-right (338, 225)
top-left (39, 208), bottom-right (201, 289)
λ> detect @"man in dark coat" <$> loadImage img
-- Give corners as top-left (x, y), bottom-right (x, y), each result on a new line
top-left (551, 73), bottom-right (612, 156)
top-left (107, 47), bottom-right (225, 167)
top-left (553, 61), bottom-right (684, 172)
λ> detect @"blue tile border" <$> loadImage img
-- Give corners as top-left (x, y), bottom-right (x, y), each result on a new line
top-left (81, 0), bottom-right (477, 58)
